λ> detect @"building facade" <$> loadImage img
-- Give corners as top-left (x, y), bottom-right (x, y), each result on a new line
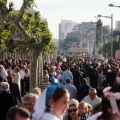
top-left (59, 20), bottom-right (76, 41)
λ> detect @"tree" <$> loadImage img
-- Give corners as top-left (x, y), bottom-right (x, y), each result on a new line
top-left (103, 26), bottom-right (109, 35)
top-left (62, 37), bottom-right (80, 50)
top-left (98, 41), bottom-right (120, 58)
top-left (0, 0), bottom-right (56, 88)
top-left (113, 30), bottom-right (120, 37)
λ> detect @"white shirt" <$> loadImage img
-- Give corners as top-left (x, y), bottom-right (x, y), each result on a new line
top-left (41, 113), bottom-right (62, 120)
top-left (57, 74), bottom-right (62, 81)
top-left (0, 70), bottom-right (8, 81)
top-left (83, 95), bottom-right (101, 107)
top-left (19, 69), bottom-right (25, 79)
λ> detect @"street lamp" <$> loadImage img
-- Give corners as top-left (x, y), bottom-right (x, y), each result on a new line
top-left (97, 14), bottom-right (113, 58)
top-left (109, 3), bottom-right (120, 8)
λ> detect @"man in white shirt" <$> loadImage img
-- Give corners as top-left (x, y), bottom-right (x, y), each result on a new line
top-left (0, 65), bottom-right (8, 81)
top-left (82, 88), bottom-right (101, 107)
top-left (19, 65), bottom-right (26, 96)
top-left (19, 65), bottom-right (26, 80)
top-left (62, 66), bottom-right (73, 84)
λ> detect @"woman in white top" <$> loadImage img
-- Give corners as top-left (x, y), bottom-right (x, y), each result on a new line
top-left (13, 67), bottom-right (21, 89)
top-left (32, 76), bottom-right (70, 120)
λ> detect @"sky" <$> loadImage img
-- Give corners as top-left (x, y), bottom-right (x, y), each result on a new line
top-left (8, 0), bottom-right (120, 39)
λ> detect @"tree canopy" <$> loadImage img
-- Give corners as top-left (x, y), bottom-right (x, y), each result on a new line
top-left (0, 0), bottom-right (56, 53)
top-left (62, 37), bottom-right (80, 50)
top-left (0, 0), bottom-right (57, 88)
top-left (98, 41), bottom-right (120, 57)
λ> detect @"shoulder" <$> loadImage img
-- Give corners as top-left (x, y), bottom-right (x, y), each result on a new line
top-left (83, 95), bottom-right (89, 100)
top-left (41, 113), bottom-right (61, 120)
top-left (96, 96), bottom-right (101, 101)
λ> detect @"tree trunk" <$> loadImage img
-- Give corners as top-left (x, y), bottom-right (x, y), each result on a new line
top-left (29, 49), bottom-right (41, 89)
top-left (38, 53), bottom-right (43, 87)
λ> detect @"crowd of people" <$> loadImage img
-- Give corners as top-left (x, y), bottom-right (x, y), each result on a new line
top-left (0, 55), bottom-right (120, 120)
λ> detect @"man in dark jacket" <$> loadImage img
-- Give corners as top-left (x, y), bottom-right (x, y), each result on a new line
top-left (7, 75), bottom-right (22, 105)
top-left (0, 82), bottom-right (15, 120)
top-left (77, 78), bottom-right (91, 102)
top-left (72, 66), bottom-right (82, 89)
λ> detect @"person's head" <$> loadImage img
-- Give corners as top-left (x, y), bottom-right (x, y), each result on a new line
top-left (98, 69), bottom-right (103, 75)
top-left (43, 70), bottom-right (48, 75)
top-left (78, 101), bottom-right (92, 115)
top-left (48, 87), bottom-right (70, 116)
top-left (32, 76), bottom-right (70, 120)
top-left (87, 103), bottom-right (93, 116)
top-left (56, 69), bottom-right (60, 74)
top-left (50, 67), bottom-right (54, 73)
top-left (24, 68), bottom-right (29, 74)
top-left (1, 82), bottom-right (9, 92)
top-left (66, 79), bottom-right (71, 84)
top-left (23, 93), bottom-right (38, 112)
top-left (6, 107), bottom-right (30, 120)
top-left (0, 65), bottom-right (4, 70)
top-left (68, 99), bottom-right (79, 120)
top-left (32, 87), bottom-right (41, 96)
top-left (81, 78), bottom-right (87, 85)
top-left (14, 67), bottom-right (20, 73)
top-left (7, 75), bottom-right (13, 82)
top-left (7, 69), bottom-right (13, 76)
top-left (89, 88), bottom-right (97, 100)
top-left (21, 65), bottom-right (26, 70)
top-left (65, 65), bottom-right (69, 70)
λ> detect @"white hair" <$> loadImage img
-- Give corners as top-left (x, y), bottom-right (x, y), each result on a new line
top-left (1, 82), bottom-right (9, 91)
top-left (23, 93), bottom-right (38, 101)
top-left (89, 88), bottom-right (97, 93)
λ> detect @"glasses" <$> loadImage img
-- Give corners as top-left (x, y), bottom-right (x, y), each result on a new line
top-left (89, 93), bottom-right (96, 96)
top-left (68, 109), bottom-right (77, 113)
top-left (23, 103), bottom-right (34, 106)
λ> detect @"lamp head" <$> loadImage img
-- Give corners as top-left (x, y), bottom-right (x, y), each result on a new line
top-left (97, 14), bottom-right (102, 17)
top-left (108, 3), bottom-right (114, 7)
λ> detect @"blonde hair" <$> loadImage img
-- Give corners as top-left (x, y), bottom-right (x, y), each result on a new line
top-left (43, 70), bottom-right (48, 74)
top-left (32, 87), bottom-right (41, 95)
top-left (79, 101), bottom-right (92, 113)
top-left (69, 99), bottom-right (79, 107)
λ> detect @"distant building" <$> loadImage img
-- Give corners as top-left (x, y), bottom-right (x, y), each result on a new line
top-left (59, 20), bottom-right (76, 41)
top-left (66, 22), bottom-right (96, 55)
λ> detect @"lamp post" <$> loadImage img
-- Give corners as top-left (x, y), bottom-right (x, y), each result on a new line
top-left (109, 3), bottom-right (120, 8)
top-left (97, 14), bottom-right (113, 58)
top-left (94, 16), bottom-right (99, 58)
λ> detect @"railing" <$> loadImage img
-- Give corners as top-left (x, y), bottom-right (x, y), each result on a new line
top-left (0, 52), bottom-right (29, 59)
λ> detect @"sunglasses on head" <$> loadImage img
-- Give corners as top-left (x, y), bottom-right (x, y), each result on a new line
top-left (68, 108), bottom-right (77, 113)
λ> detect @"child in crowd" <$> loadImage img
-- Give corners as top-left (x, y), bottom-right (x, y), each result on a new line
top-left (78, 101), bottom-right (92, 120)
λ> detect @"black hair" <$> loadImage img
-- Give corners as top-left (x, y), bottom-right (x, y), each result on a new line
top-left (6, 107), bottom-right (30, 120)
top-left (66, 79), bottom-right (71, 83)
top-left (7, 75), bottom-right (13, 82)
top-left (52, 87), bottom-right (69, 102)
top-left (67, 104), bottom-right (77, 120)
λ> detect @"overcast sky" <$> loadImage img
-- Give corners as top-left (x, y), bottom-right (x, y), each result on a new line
top-left (8, 0), bottom-right (120, 39)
